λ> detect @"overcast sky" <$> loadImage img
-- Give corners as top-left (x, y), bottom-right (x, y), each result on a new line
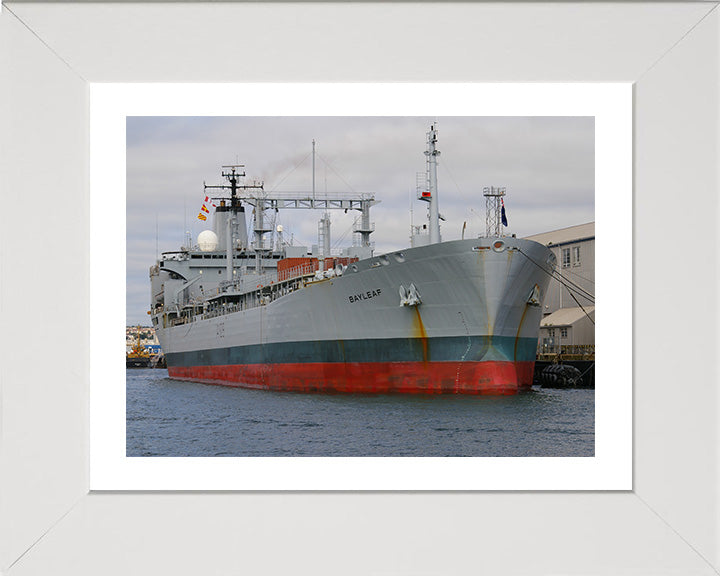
top-left (126, 116), bottom-right (594, 326)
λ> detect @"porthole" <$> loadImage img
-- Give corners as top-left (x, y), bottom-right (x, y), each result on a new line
top-left (492, 240), bottom-right (506, 252)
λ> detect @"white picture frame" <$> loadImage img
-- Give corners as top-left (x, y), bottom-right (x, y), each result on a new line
top-left (1, 2), bottom-right (718, 574)
top-left (94, 83), bottom-right (629, 490)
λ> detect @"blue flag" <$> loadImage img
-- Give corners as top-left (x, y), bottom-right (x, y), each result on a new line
top-left (501, 199), bottom-right (508, 227)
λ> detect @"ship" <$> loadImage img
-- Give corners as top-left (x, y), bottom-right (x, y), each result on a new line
top-left (126, 327), bottom-right (151, 368)
top-left (149, 126), bottom-right (555, 394)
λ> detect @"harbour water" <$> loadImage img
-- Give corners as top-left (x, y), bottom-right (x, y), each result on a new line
top-left (127, 369), bottom-right (594, 457)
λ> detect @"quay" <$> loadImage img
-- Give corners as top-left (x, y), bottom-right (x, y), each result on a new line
top-left (534, 346), bottom-right (595, 388)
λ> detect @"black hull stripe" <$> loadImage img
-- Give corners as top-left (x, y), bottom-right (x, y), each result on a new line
top-left (166, 335), bottom-right (538, 367)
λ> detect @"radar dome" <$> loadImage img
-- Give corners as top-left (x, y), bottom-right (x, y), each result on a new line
top-left (197, 230), bottom-right (219, 252)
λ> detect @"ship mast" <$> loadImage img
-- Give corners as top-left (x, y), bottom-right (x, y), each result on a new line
top-left (204, 165), bottom-right (265, 277)
top-left (424, 124), bottom-right (442, 244)
top-left (312, 139), bottom-right (316, 201)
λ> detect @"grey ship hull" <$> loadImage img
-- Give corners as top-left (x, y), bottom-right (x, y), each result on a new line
top-left (152, 237), bottom-right (554, 394)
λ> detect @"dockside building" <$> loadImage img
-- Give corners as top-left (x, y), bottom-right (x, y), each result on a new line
top-left (524, 222), bottom-right (595, 354)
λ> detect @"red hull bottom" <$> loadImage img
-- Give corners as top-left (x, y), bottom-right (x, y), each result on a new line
top-left (168, 361), bottom-right (535, 395)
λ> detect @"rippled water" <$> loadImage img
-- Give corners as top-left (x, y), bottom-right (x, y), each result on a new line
top-left (127, 369), bottom-right (594, 457)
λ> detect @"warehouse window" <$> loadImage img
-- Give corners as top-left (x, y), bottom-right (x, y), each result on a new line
top-left (572, 245), bottom-right (581, 266)
top-left (562, 248), bottom-right (571, 268)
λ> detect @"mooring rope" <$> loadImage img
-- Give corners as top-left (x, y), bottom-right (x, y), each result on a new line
top-left (517, 247), bottom-right (596, 326)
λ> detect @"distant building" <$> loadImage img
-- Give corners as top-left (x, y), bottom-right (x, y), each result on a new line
top-left (525, 222), bottom-right (595, 352)
top-left (125, 325), bottom-right (160, 353)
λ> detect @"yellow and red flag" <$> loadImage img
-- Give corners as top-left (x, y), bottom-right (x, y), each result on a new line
top-left (197, 195), bottom-right (217, 221)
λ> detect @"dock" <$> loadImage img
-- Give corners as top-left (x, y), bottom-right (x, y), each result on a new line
top-left (535, 346), bottom-right (595, 388)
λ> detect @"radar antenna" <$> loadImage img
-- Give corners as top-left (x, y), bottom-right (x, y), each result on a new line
top-left (203, 165), bottom-right (265, 209)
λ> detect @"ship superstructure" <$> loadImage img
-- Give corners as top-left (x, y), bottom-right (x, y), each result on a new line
top-left (149, 126), bottom-right (555, 394)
